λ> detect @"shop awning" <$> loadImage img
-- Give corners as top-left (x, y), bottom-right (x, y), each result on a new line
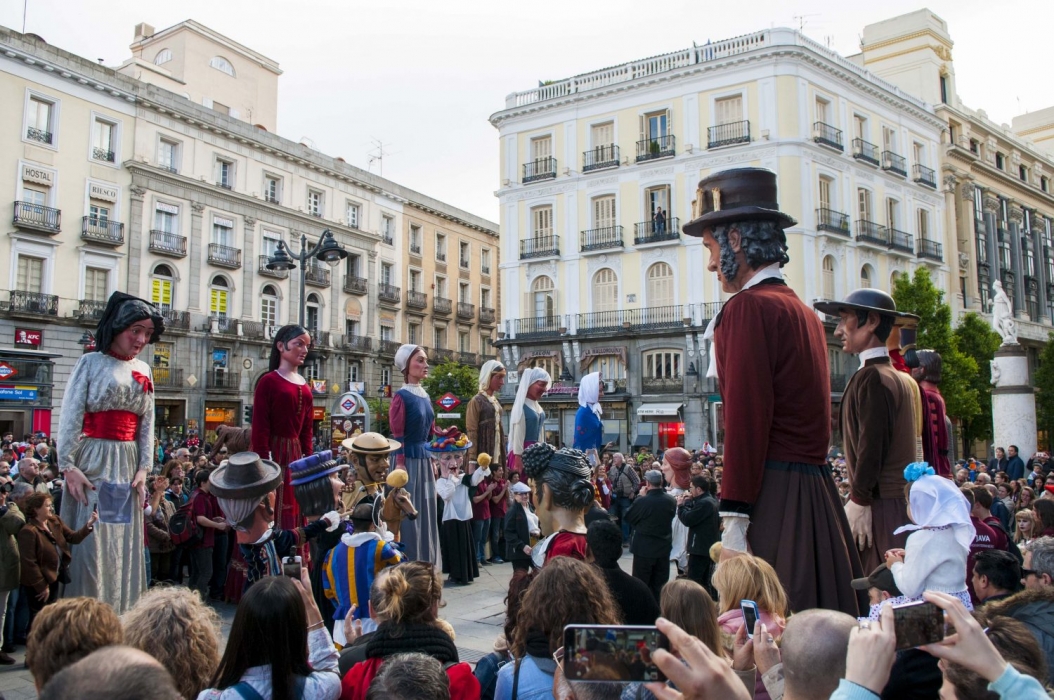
top-left (636, 403), bottom-right (683, 417)
top-left (633, 434), bottom-right (653, 447)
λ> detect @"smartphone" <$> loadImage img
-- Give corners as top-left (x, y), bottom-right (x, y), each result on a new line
top-left (562, 625), bottom-right (668, 683)
top-left (282, 555), bottom-right (302, 579)
top-left (741, 599), bottom-right (760, 638)
top-left (892, 600), bottom-right (945, 650)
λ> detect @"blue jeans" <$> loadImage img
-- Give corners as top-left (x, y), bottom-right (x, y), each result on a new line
top-left (610, 496), bottom-right (635, 543)
top-left (5, 586), bottom-right (28, 644)
top-left (472, 518), bottom-right (491, 562)
top-left (489, 515), bottom-right (505, 561)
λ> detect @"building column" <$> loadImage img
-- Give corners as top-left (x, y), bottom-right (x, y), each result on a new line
top-left (242, 217), bottom-right (256, 319)
top-left (127, 185), bottom-right (146, 297)
top-left (189, 202), bottom-right (205, 311)
top-left (1009, 206), bottom-right (1026, 318)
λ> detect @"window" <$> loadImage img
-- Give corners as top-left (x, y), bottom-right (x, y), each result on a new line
top-left (939, 75), bottom-right (948, 104)
top-left (459, 331), bottom-right (470, 353)
top-left (305, 293), bottom-right (321, 332)
top-left (530, 135), bottom-right (552, 161)
top-left (209, 276), bottom-right (229, 319)
top-left (434, 326), bottom-right (446, 350)
top-left (261, 232), bottom-right (281, 258)
top-left (89, 204), bottom-right (109, 226)
top-left (459, 282), bottom-right (470, 303)
top-left (23, 188), bottom-right (46, 207)
top-left (882, 126), bottom-right (897, 152)
top-left (154, 205), bottom-right (177, 234)
top-left (261, 285), bottom-right (279, 326)
top-left (646, 262), bottom-right (675, 306)
top-left (913, 142), bottom-right (925, 167)
top-left (382, 216), bottom-right (395, 243)
top-left (435, 233), bottom-right (447, 261)
top-left (409, 225), bottom-right (421, 253)
top-left (917, 209), bottom-right (930, 239)
top-left (381, 263), bottom-right (393, 286)
top-left (481, 333), bottom-right (492, 357)
top-left (345, 318), bottom-right (360, 337)
top-left (409, 269), bottom-right (421, 292)
top-left (592, 268), bottom-right (618, 312)
top-left (815, 97), bottom-right (830, 124)
top-left (347, 202), bottom-right (361, 228)
top-left (26, 95), bottom-right (55, 144)
top-left (381, 366), bottom-right (392, 387)
top-left (217, 160), bottom-right (234, 188)
top-left (459, 241), bottom-right (470, 268)
top-left (1020, 165), bottom-right (1029, 183)
top-left (16, 256), bottom-right (44, 293)
top-left (858, 188), bottom-right (873, 221)
top-left (380, 325), bottom-right (394, 343)
top-left (264, 176), bottom-right (281, 204)
top-left (822, 256), bottom-right (836, 299)
top-left (592, 195), bottom-right (616, 230)
top-left (347, 362), bottom-right (360, 385)
top-left (158, 139), bottom-right (179, 172)
top-left (970, 139), bottom-right (980, 155)
top-left (996, 152), bottom-right (1005, 170)
top-left (886, 199), bottom-right (900, 230)
top-left (532, 276), bottom-right (555, 318)
top-left (435, 276), bottom-right (447, 299)
top-left (481, 287), bottom-right (491, 309)
top-left (408, 323), bottom-right (420, 345)
top-left (861, 265), bottom-right (873, 289)
top-left (818, 176), bottom-right (833, 210)
top-left (154, 49), bottom-right (172, 65)
top-left (84, 267), bottom-right (108, 301)
top-left (212, 217), bottom-right (234, 247)
top-left (642, 109), bottom-right (671, 140)
top-left (591, 121), bottom-right (614, 148)
top-left (854, 115), bottom-right (867, 140)
top-left (645, 185), bottom-right (671, 225)
top-left (1042, 177), bottom-right (1050, 193)
top-left (209, 56), bottom-right (235, 76)
top-left (345, 253), bottom-right (361, 277)
top-left (151, 265), bottom-right (174, 313)
top-left (92, 118), bottom-right (115, 162)
top-left (644, 350), bottom-right (682, 379)
top-left (307, 190), bottom-right (324, 217)
top-left (715, 96), bottom-right (742, 125)
top-left (481, 248), bottom-right (491, 274)
top-left (531, 206), bottom-right (553, 237)
top-left (1024, 239), bottom-right (1036, 278)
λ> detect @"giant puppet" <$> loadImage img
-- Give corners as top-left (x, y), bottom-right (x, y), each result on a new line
top-left (815, 290), bottom-right (917, 573)
top-left (507, 368), bottom-right (551, 475)
top-left (522, 442), bottom-right (594, 566)
top-left (685, 167), bottom-right (861, 615)
top-left (59, 292), bottom-right (164, 613)
top-left (913, 350), bottom-right (953, 478)
top-left (466, 360), bottom-right (507, 469)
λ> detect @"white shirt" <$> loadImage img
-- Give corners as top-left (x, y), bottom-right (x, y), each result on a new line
top-left (704, 263), bottom-right (784, 380)
top-left (435, 466), bottom-right (490, 521)
top-left (858, 346), bottom-right (890, 364)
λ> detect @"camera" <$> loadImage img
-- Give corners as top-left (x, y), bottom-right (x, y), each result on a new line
top-left (0, 482), bottom-right (12, 494)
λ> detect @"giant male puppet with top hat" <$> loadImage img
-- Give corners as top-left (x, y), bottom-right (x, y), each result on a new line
top-left (685, 167), bottom-right (862, 615)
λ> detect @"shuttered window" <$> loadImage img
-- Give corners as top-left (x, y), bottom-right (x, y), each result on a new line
top-left (17, 256), bottom-right (44, 293)
top-left (530, 136), bottom-right (552, 160)
top-left (858, 189), bottom-right (872, 221)
top-left (646, 263), bottom-right (675, 306)
top-left (151, 278), bottom-right (173, 312)
top-left (715, 96), bottom-right (743, 125)
top-left (593, 196), bottom-right (616, 228)
top-left (532, 206), bottom-right (553, 236)
top-left (210, 288), bottom-right (229, 318)
top-left (591, 122), bottom-right (614, 147)
top-left (822, 257), bottom-right (836, 299)
top-left (84, 267), bottom-right (109, 301)
top-left (592, 269), bottom-right (618, 312)
top-left (818, 178), bottom-right (832, 209)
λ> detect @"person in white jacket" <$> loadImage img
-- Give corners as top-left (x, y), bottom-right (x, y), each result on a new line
top-left (432, 438), bottom-right (489, 585)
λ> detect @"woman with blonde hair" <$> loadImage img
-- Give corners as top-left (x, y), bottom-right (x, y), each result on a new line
top-left (123, 586), bottom-right (222, 699)
top-left (1016, 508), bottom-right (1038, 546)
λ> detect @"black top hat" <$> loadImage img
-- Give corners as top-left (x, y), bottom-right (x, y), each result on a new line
top-left (683, 168), bottom-right (796, 237)
top-left (813, 289), bottom-right (919, 324)
top-left (208, 451), bottom-right (283, 500)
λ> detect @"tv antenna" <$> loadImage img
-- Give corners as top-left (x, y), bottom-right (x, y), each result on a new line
top-left (367, 138), bottom-right (395, 176)
top-left (793, 13), bottom-right (819, 33)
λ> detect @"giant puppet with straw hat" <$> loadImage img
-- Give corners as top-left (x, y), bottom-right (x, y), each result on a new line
top-left (815, 290), bottom-right (920, 573)
top-left (683, 167), bottom-right (861, 615)
top-left (341, 432), bottom-right (418, 541)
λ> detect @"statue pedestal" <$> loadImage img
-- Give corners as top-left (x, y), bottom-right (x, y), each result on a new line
top-left (991, 343), bottom-right (1037, 460)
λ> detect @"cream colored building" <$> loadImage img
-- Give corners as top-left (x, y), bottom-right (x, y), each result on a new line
top-left (858, 9), bottom-right (1054, 385)
top-left (491, 27), bottom-right (948, 451)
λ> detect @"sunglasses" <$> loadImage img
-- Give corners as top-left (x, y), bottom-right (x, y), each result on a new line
top-left (1022, 568), bottom-right (1038, 577)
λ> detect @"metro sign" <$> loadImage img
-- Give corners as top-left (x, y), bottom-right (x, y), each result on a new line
top-left (0, 363), bottom-right (17, 381)
top-left (436, 392), bottom-right (461, 411)
top-left (340, 397), bottom-right (357, 413)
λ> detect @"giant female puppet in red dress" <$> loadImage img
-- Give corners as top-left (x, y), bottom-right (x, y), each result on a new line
top-left (59, 292), bottom-right (164, 614)
top-left (251, 324), bottom-right (314, 531)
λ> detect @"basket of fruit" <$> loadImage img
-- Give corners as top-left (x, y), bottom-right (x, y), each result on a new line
top-left (423, 427), bottom-right (472, 453)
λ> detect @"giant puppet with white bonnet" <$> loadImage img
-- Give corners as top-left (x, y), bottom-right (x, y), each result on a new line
top-left (466, 360), bottom-right (507, 468)
top-left (573, 371), bottom-right (605, 463)
top-left (507, 367), bottom-right (551, 475)
top-left (388, 344), bottom-right (455, 563)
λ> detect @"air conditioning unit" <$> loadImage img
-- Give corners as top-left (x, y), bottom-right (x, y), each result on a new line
top-left (604, 380), bottom-right (616, 394)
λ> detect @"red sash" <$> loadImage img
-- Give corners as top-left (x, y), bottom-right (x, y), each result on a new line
top-left (83, 411), bottom-right (139, 441)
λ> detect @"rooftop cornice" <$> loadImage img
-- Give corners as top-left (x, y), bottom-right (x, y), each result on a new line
top-left (130, 19), bottom-right (282, 75)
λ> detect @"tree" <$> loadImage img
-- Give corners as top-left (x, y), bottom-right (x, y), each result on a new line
top-left (421, 361), bottom-right (480, 433)
top-left (953, 313), bottom-right (1001, 452)
top-left (365, 397), bottom-right (390, 437)
top-left (892, 268), bottom-right (979, 452)
top-left (1035, 332), bottom-right (1054, 452)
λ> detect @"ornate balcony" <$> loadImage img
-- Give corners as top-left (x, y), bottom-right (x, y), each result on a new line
top-left (378, 284), bottom-right (401, 306)
top-left (206, 370), bottom-right (240, 391)
top-left (882, 151), bottom-right (907, 177)
top-left (812, 122), bottom-right (843, 150)
top-left (580, 226), bottom-right (624, 252)
top-left (917, 239), bottom-right (943, 262)
top-left (460, 352), bottom-right (481, 366)
top-left (409, 243), bottom-right (422, 256)
top-left (520, 235), bottom-right (560, 259)
top-left (479, 307), bottom-right (496, 325)
top-left (343, 275), bottom-right (367, 295)
top-left (259, 255), bottom-right (288, 279)
top-left (92, 147), bottom-right (115, 163)
top-left (634, 219), bottom-right (680, 245)
top-left (855, 220), bottom-right (889, 247)
top-left (642, 376), bottom-right (684, 393)
top-left (161, 308), bottom-right (190, 331)
top-left (379, 339), bottom-right (401, 355)
top-left (303, 261), bottom-right (331, 287)
top-left (913, 164), bottom-right (937, 188)
top-left (341, 334), bottom-right (372, 353)
top-left (457, 302), bottom-right (475, 320)
top-left (25, 127), bottom-right (51, 144)
top-left (75, 299), bottom-right (107, 323)
top-left (636, 135), bottom-right (676, 162)
top-left (149, 230), bottom-right (187, 257)
top-left (708, 121), bottom-right (750, 149)
top-left (434, 348), bottom-right (456, 363)
top-left (436, 251), bottom-right (447, 263)
top-left (523, 157), bottom-right (557, 184)
top-left (8, 291), bottom-right (58, 316)
top-left (433, 297), bottom-right (453, 316)
top-left (888, 229), bottom-right (914, 254)
top-left (153, 367), bottom-right (183, 390)
top-left (583, 144), bottom-right (620, 172)
top-left (242, 321), bottom-right (266, 339)
top-left (816, 208), bottom-right (850, 236)
top-left (513, 316), bottom-right (562, 339)
top-left (406, 290), bottom-right (428, 310)
top-left (207, 243), bottom-right (241, 269)
top-left (81, 216), bottom-right (124, 245)
top-left (852, 139), bottom-right (880, 166)
top-left (13, 201), bottom-right (61, 234)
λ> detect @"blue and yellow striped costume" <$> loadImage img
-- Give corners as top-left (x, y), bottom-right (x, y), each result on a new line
top-left (323, 532), bottom-right (402, 624)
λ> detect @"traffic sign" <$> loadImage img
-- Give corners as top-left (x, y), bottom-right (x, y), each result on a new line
top-left (437, 412), bottom-right (462, 419)
top-left (436, 392), bottom-right (461, 411)
top-left (0, 363), bottom-right (17, 381)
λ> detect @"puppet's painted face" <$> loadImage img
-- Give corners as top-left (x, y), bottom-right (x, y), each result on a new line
top-left (278, 333), bottom-right (311, 367)
top-left (112, 320), bottom-right (155, 357)
top-left (361, 454), bottom-right (391, 484)
top-left (660, 459), bottom-right (674, 486)
top-left (488, 371), bottom-right (506, 393)
top-left (407, 350), bottom-right (430, 383)
top-left (526, 380), bottom-right (548, 401)
top-left (531, 481), bottom-right (552, 535)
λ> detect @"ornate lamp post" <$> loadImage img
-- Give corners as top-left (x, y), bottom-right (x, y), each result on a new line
top-left (266, 228), bottom-right (348, 327)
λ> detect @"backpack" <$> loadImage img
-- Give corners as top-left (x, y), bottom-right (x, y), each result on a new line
top-left (985, 516), bottom-right (1024, 566)
top-left (168, 500), bottom-right (202, 546)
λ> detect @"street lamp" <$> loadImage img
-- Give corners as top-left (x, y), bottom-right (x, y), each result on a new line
top-left (266, 228), bottom-right (348, 327)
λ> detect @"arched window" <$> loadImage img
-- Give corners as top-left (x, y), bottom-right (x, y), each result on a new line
top-left (261, 284), bottom-right (279, 327)
top-left (151, 264), bottom-right (174, 313)
top-left (646, 262), bottom-right (674, 307)
top-left (593, 268), bottom-right (618, 313)
top-left (209, 275), bottom-right (229, 319)
top-left (531, 276), bottom-right (555, 318)
top-left (306, 292), bottom-right (321, 332)
top-left (209, 56), bottom-right (235, 77)
top-left (860, 265), bottom-right (873, 289)
top-left (154, 49), bottom-right (172, 66)
top-left (822, 256), bottom-right (836, 300)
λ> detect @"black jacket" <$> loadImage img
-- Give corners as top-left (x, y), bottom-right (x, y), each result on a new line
top-left (981, 586), bottom-right (1054, 685)
top-left (625, 488), bottom-right (677, 558)
top-left (677, 493), bottom-right (720, 556)
top-left (504, 501), bottom-right (532, 561)
top-left (596, 564), bottom-right (660, 626)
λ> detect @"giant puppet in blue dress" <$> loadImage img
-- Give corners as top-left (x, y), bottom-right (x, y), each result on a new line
top-left (573, 372), bottom-right (605, 465)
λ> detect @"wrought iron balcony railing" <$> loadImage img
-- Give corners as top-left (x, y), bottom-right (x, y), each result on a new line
top-left (8, 291), bottom-right (58, 316)
top-left (434, 348), bottom-right (456, 363)
top-left (917, 239), bottom-right (943, 262)
top-left (888, 229), bottom-right (914, 253)
top-left (520, 235), bottom-right (560, 259)
top-left (457, 302), bottom-right (475, 320)
top-left (207, 243), bottom-right (241, 268)
top-left (852, 138), bottom-right (880, 166)
top-left (92, 147), bottom-right (115, 163)
top-left (13, 201), bottom-right (61, 233)
top-left (583, 144), bottom-right (620, 172)
top-left (436, 251), bottom-right (447, 263)
top-left (26, 127), bottom-right (52, 144)
top-left (217, 180), bottom-right (233, 190)
top-left (76, 299), bottom-right (107, 322)
top-left (378, 284), bottom-right (401, 305)
top-left (433, 297), bottom-right (452, 315)
top-left (708, 121), bottom-right (750, 149)
top-left (259, 255), bottom-right (288, 278)
top-left (406, 290), bottom-right (428, 309)
top-left (409, 243), bottom-right (422, 256)
top-left (523, 157), bottom-right (557, 184)
top-left (855, 220), bottom-right (889, 246)
top-left (816, 208), bottom-right (850, 236)
top-left (514, 316), bottom-right (563, 338)
top-left (882, 151), bottom-right (907, 177)
top-left (149, 230), bottom-right (187, 257)
top-left (207, 370), bottom-right (240, 390)
top-left (343, 275), bottom-right (367, 295)
top-left (379, 339), bottom-right (401, 355)
top-left (636, 135), bottom-right (676, 162)
top-left (161, 308), bottom-right (190, 330)
top-left (81, 217), bottom-right (124, 245)
top-left (642, 376), bottom-right (684, 394)
top-left (812, 122), bottom-right (844, 150)
top-left (479, 307), bottom-right (496, 325)
top-left (303, 261), bottom-right (331, 287)
top-left (634, 218), bottom-right (680, 245)
top-left (153, 367), bottom-right (183, 389)
top-left (341, 334), bottom-right (372, 352)
top-left (580, 226), bottom-right (624, 252)
top-left (913, 164), bottom-right (937, 188)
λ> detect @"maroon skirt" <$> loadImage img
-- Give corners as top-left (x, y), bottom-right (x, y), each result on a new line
top-left (748, 461), bottom-right (865, 617)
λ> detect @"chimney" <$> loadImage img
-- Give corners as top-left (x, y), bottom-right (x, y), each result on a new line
top-left (134, 23), bottom-right (155, 42)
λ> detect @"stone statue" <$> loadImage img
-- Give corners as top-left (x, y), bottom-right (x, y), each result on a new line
top-left (990, 360), bottom-right (1002, 387)
top-left (991, 281), bottom-right (1017, 345)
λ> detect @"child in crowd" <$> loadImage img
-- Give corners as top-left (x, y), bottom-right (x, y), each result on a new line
top-left (877, 462), bottom-right (973, 620)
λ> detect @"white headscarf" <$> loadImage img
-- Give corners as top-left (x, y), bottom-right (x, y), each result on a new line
top-left (893, 470), bottom-right (973, 553)
top-left (394, 344), bottom-right (420, 373)
top-left (478, 360), bottom-right (506, 393)
top-left (510, 367), bottom-right (551, 428)
top-left (578, 372), bottom-right (603, 418)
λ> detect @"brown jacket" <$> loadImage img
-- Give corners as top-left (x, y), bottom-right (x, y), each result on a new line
top-left (18, 516), bottom-right (92, 594)
top-left (465, 393), bottom-right (506, 467)
top-left (0, 504), bottom-right (25, 591)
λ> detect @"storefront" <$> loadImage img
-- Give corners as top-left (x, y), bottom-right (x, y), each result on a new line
top-left (0, 347), bottom-right (59, 438)
top-left (636, 402), bottom-right (685, 451)
top-left (154, 400), bottom-right (186, 443)
top-left (203, 402), bottom-right (240, 444)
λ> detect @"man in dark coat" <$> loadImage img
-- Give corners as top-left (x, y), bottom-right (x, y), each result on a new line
top-left (624, 469), bottom-right (677, 601)
top-left (1006, 445), bottom-right (1026, 481)
top-left (685, 167), bottom-right (861, 615)
top-left (677, 475), bottom-right (719, 597)
top-left (503, 482), bottom-right (535, 571)
top-left (586, 519), bottom-right (659, 625)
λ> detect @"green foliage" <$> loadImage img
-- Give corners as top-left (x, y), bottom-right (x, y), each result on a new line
top-left (421, 361), bottom-right (480, 432)
top-left (892, 268), bottom-right (979, 431)
top-left (953, 313), bottom-right (1002, 449)
top-left (365, 397), bottom-right (390, 437)
top-left (1035, 332), bottom-right (1054, 450)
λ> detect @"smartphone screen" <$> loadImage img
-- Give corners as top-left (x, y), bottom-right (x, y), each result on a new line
top-left (892, 601), bottom-right (945, 650)
top-left (282, 556), bottom-right (302, 579)
top-left (563, 625), bottom-right (668, 683)
top-left (741, 599), bottom-right (760, 638)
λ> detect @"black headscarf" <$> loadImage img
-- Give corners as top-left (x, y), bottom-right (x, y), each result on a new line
top-left (269, 324), bottom-right (310, 371)
top-left (94, 292), bottom-right (165, 353)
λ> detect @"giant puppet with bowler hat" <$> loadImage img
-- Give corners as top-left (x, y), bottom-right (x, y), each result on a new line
top-left (815, 290), bottom-right (920, 573)
top-left (684, 167), bottom-right (862, 615)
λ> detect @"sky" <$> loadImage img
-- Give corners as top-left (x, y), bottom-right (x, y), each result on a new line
top-left (3, 0), bottom-right (1052, 223)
